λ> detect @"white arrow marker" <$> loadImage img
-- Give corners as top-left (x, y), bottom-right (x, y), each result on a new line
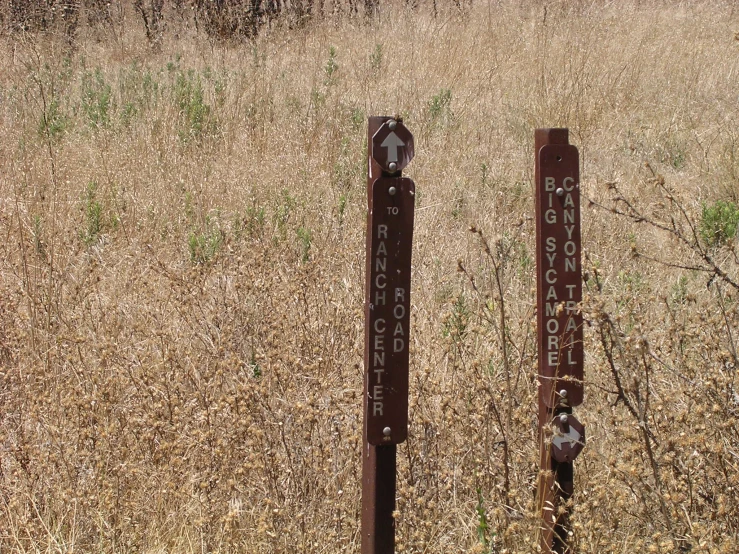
top-left (552, 427), bottom-right (581, 450)
top-left (381, 132), bottom-right (405, 163)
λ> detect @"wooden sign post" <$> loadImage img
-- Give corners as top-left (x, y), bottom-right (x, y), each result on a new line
top-left (361, 116), bottom-right (416, 554)
top-left (534, 129), bottom-right (586, 554)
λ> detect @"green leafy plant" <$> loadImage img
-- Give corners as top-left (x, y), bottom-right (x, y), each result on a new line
top-left (81, 67), bottom-right (112, 128)
top-left (475, 487), bottom-right (494, 552)
top-left (120, 102), bottom-right (137, 126)
top-left (237, 205), bottom-right (265, 239)
top-left (236, 206), bottom-right (266, 240)
top-left (174, 69), bottom-right (214, 140)
top-left (350, 107), bottom-right (364, 130)
top-left (337, 193), bottom-right (347, 226)
top-left (117, 62), bottom-right (158, 124)
top-left (274, 190), bottom-right (296, 241)
top-left (310, 87), bottom-right (325, 109)
top-left (81, 181), bottom-right (104, 245)
top-left (324, 46), bottom-right (339, 84)
top-left (700, 200), bottom-right (739, 247)
top-left (370, 43), bottom-right (383, 72)
top-left (296, 226), bottom-right (312, 262)
top-left (250, 352), bottom-right (262, 378)
top-left (188, 216), bottom-right (223, 264)
top-left (428, 88), bottom-right (452, 122)
top-left (451, 184), bottom-right (465, 219)
top-left (442, 294), bottom-right (469, 340)
top-left (142, 70), bottom-right (159, 106)
top-left (166, 53), bottom-right (182, 73)
top-left (38, 97), bottom-right (69, 140)
top-left (670, 274), bottom-right (689, 306)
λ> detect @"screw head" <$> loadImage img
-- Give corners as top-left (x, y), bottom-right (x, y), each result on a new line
top-left (559, 414), bottom-right (569, 424)
top-left (559, 389), bottom-right (568, 398)
top-left (388, 162), bottom-right (398, 173)
top-left (388, 186), bottom-right (397, 196)
top-left (388, 120), bottom-right (397, 130)
top-left (556, 187), bottom-right (564, 197)
top-left (383, 427), bottom-right (392, 436)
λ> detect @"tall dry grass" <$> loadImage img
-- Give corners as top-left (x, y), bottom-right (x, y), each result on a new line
top-left (0, 1), bottom-right (738, 552)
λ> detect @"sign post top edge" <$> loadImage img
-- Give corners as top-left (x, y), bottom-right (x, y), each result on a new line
top-left (535, 128), bottom-right (569, 146)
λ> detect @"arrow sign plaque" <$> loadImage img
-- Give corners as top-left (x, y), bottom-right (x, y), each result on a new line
top-left (371, 120), bottom-right (415, 173)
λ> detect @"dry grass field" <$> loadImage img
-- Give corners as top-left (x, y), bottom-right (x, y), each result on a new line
top-left (1, 1), bottom-right (739, 552)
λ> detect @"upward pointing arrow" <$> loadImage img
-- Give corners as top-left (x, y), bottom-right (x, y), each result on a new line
top-left (381, 132), bottom-right (405, 163)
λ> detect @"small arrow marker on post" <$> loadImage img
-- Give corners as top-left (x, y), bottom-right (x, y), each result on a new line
top-left (552, 427), bottom-right (581, 450)
top-left (381, 132), bottom-right (405, 163)
top-left (372, 120), bottom-right (414, 173)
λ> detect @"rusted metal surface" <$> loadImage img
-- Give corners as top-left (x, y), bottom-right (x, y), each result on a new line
top-left (535, 128), bottom-right (584, 554)
top-left (551, 455), bottom-right (575, 554)
top-left (371, 119), bottom-right (415, 173)
top-left (361, 441), bottom-right (397, 554)
top-left (365, 176), bottom-right (415, 445)
top-left (362, 116), bottom-right (416, 554)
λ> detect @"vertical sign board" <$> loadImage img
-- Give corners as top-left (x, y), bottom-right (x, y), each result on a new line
top-left (365, 177), bottom-right (415, 445)
top-left (535, 128), bottom-right (584, 554)
top-left (535, 131), bottom-right (584, 408)
top-left (362, 116), bottom-right (415, 554)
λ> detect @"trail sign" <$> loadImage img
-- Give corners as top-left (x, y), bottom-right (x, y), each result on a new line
top-left (535, 132), bottom-right (584, 408)
top-left (365, 177), bottom-right (415, 445)
top-left (362, 116), bottom-right (416, 554)
top-left (371, 120), bottom-right (415, 173)
top-left (534, 128), bottom-right (585, 554)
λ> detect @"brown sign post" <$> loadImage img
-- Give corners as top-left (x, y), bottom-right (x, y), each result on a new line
top-left (362, 116), bottom-right (415, 553)
top-left (534, 129), bottom-right (586, 554)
